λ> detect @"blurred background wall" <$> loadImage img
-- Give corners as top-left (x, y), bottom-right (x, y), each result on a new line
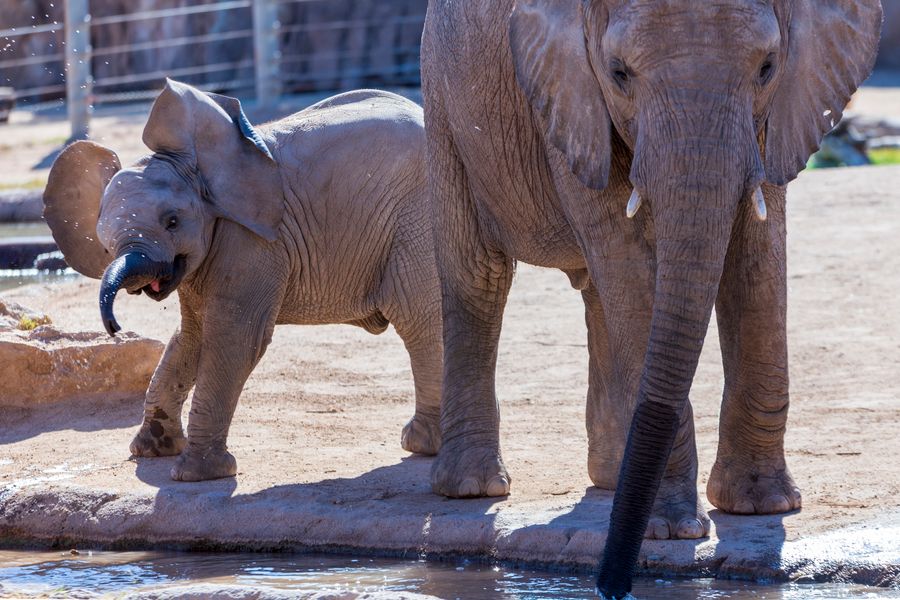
top-left (881, 1), bottom-right (900, 70)
top-left (0, 0), bottom-right (897, 106)
top-left (0, 0), bottom-right (426, 104)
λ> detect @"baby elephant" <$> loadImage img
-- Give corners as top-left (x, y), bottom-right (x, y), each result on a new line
top-left (44, 80), bottom-right (442, 481)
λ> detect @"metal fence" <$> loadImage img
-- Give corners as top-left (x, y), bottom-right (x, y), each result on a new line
top-left (0, 0), bottom-right (426, 138)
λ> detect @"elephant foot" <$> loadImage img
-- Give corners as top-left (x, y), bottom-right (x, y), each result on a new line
top-left (644, 475), bottom-right (710, 540)
top-left (170, 446), bottom-right (237, 482)
top-left (130, 414), bottom-right (186, 457)
top-left (401, 414), bottom-right (441, 456)
top-left (587, 444), bottom-right (624, 490)
top-left (431, 443), bottom-right (510, 498)
top-left (707, 455), bottom-right (801, 514)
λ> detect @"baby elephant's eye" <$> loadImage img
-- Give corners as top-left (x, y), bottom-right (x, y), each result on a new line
top-left (165, 215), bottom-right (179, 231)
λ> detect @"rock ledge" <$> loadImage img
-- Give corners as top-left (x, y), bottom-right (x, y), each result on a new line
top-left (0, 299), bottom-right (162, 407)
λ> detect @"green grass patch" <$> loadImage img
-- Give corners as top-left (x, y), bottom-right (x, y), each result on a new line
top-left (869, 147), bottom-right (900, 166)
top-left (0, 178), bottom-right (46, 191)
top-left (17, 314), bottom-right (52, 331)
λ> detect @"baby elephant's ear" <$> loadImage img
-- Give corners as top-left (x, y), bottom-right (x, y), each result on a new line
top-left (43, 141), bottom-right (120, 278)
top-left (143, 80), bottom-right (282, 241)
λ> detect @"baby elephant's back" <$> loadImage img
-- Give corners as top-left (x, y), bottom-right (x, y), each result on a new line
top-left (273, 90), bottom-right (427, 248)
top-left (281, 88), bottom-right (425, 211)
top-left (268, 91), bottom-right (430, 320)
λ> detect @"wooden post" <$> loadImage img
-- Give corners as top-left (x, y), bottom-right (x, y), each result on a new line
top-left (253, 0), bottom-right (280, 108)
top-left (65, 0), bottom-right (92, 140)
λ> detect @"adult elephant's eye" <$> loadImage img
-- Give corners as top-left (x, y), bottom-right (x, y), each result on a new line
top-left (610, 59), bottom-right (630, 87)
top-left (165, 215), bottom-right (179, 231)
top-left (758, 55), bottom-right (776, 84)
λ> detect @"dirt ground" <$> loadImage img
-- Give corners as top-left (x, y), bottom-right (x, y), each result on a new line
top-left (1, 159), bottom-right (900, 585)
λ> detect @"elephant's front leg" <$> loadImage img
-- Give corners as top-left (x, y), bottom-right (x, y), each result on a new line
top-left (707, 186), bottom-right (801, 514)
top-left (427, 126), bottom-right (514, 498)
top-left (560, 173), bottom-right (708, 539)
top-left (170, 298), bottom-right (278, 482)
top-left (430, 243), bottom-right (514, 498)
top-left (130, 302), bottom-right (201, 457)
top-left (583, 274), bottom-right (708, 540)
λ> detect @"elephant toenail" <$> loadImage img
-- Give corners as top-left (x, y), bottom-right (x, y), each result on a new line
top-left (458, 477), bottom-right (481, 497)
top-left (760, 494), bottom-right (792, 514)
top-left (644, 517), bottom-right (670, 540)
top-left (486, 476), bottom-right (510, 497)
top-left (676, 518), bottom-right (706, 539)
top-left (732, 499), bottom-right (756, 514)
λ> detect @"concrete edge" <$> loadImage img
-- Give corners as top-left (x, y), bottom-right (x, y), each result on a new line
top-left (1, 484), bottom-right (898, 588)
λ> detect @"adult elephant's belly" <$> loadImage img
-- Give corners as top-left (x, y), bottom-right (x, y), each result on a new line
top-left (479, 198), bottom-right (586, 271)
top-left (452, 117), bottom-right (586, 271)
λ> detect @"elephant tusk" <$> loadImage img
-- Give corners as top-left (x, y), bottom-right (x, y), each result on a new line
top-left (753, 187), bottom-right (767, 222)
top-left (626, 189), bottom-right (642, 219)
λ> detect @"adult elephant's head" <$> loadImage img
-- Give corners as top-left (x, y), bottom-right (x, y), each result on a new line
top-left (509, 0), bottom-right (881, 597)
top-left (44, 80), bottom-right (282, 336)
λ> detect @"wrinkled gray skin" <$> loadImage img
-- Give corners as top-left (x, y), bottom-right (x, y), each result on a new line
top-left (44, 81), bottom-right (442, 481)
top-left (420, 0), bottom-right (881, 595)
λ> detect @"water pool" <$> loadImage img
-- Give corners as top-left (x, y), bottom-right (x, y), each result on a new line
top-left (1, 550), bottom-right (897, 599)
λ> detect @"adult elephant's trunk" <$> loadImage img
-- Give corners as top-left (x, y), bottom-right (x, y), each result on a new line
top-left (99, 251), bottom-right (172, 336)
top-left (597, 95), bottom-right (763, 598)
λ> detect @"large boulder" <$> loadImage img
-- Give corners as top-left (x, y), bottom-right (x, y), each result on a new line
top-left (0, 299), bottom-right (163, 407)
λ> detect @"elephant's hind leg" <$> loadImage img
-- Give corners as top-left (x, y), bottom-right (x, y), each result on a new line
top-left (707, 186), bottom-right (801, 515)
top-left (381, 248), bottom-right (444, 456)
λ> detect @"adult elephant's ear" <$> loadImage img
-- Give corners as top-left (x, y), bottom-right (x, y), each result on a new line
top-left (509, 0), bottom-right (611, 190)
top-left (43, 141), bottom-right (120, 278)
top-left (765, 0), bottom-right (882, 185)
top-left (143, 79), bottom-right (283, 241)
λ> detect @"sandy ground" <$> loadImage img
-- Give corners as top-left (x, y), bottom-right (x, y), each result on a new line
top-left (0, 161), bottom-right (899, 587)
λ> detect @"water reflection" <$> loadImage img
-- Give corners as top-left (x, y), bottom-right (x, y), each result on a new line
top-left (0, 268), bottom-right (80, 293)
top-left (0, 551), bottom-right (897, 599)
top-left (0, 222), bottom-right (79, 292)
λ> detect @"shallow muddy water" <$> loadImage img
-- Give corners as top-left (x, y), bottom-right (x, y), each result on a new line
top-left (0, 550), bottom-right (898, 599)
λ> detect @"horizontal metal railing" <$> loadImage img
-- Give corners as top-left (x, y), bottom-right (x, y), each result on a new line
top-left (0, 22), bottom-right (64, 38)
top-left (0, 0), bottom-right (426, 137)
top-left (89, 1), bottom-right (253, 27)
top-left (91, 29), bottom-right (254, 59)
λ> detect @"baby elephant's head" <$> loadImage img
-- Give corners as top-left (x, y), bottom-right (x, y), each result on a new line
top-left (44, 79), bottom-right (283, 336)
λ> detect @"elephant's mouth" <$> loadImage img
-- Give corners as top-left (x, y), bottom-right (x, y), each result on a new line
top-left (130, 254), bottom-right (188, 301)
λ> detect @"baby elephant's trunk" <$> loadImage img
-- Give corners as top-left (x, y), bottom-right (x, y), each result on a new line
top-left (99, 252), bottom-right (172, 336)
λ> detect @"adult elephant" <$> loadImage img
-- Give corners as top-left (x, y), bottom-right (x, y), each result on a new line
top-left (420, 0), bottom-right (882, 597)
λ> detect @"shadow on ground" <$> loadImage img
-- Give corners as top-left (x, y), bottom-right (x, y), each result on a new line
top-left (0, 395), bottom-right (141, 445)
